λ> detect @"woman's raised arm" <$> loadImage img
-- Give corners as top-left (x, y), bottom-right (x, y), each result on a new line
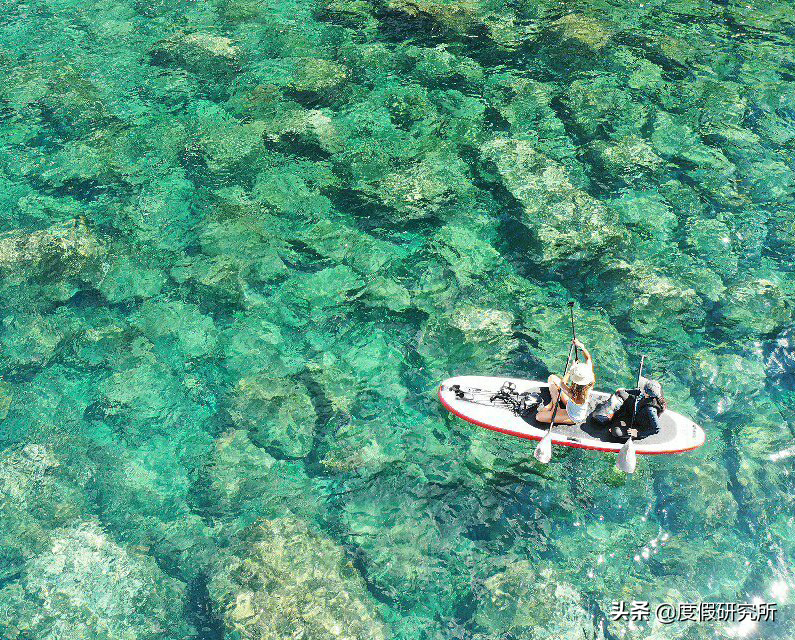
top-left (573, 338), bottom-right (592, 364)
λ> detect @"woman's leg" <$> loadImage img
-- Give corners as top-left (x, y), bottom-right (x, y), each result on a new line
top-left (536, 406), bottom-right (575, 424)
top-left (540, 374), bottom-right (562, 411)
top-left (537, 375), bottom-right (575, 423)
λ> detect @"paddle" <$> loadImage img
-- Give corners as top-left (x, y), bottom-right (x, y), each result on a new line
top-left (569, 301), bottom-right (579, 363)
top-left (534, 302), bottom-right (577, 464)
top-left (616, 354), bottom-right (645, 474)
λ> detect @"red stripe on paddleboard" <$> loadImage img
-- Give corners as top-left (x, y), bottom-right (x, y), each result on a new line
top-left (438, 385), bottom-right (703, 455)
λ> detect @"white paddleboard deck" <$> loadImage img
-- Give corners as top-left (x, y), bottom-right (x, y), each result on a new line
top-left (439, 375), bottom-right (705, 455)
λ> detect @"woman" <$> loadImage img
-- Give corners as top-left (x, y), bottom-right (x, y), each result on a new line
top-left (536, 338), bottom-right (595, 425)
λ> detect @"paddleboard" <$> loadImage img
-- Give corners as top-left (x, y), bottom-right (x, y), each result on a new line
top-left (439, 375), bottom-right (705, 454)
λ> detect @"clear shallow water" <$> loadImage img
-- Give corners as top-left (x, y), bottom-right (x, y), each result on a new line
top-left (0, 0), bottom-right (793, 638)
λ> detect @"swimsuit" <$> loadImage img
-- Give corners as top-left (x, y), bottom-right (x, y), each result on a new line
top-left (565, 396), bottom-right (588, 423)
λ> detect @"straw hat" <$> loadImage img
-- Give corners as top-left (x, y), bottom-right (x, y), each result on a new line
top-left (569, 362), bottom-right (594, 385)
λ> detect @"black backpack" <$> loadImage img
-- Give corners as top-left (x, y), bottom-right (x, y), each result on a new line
top-left (591, 393), bottom-right (623, 426)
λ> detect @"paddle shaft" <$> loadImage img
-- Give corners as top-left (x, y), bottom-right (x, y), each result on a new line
top-left (569, 302), bottom-right (578, 362)
top-left (549, 342), bottom-right (576, 430)
top-left (627, 355), bottom-right (647, 435)
top-left (535, 304), bottom-right (578, 463)
top-left (552, 303), bottom-right (578, 427)
top-left (636, 354), bottom-right (646, 388)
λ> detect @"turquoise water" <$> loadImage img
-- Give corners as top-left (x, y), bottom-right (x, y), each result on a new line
top-left (0, 0), bottom-right (794, 638)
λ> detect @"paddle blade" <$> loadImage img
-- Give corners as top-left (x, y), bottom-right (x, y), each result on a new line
top-left (616, 437), bottom-right (637, 474)
top-left (534, 431), bottom-right (553, 464)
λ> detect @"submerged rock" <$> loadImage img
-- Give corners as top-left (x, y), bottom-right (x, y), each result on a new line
top-left (0, 380), bottom-right (12, 420)
top-left (565, 76), bottom-right (648, 138)
top-left (689, 349), bottom-right (767, 416)
top-left (429, 223), bottom-right (501, 285)
top-left (683, 217), bottom-right (738, 276)
top-left (358, 276), bottom-right (412, 312)
top-left (485, 73), bottom-right (559, 126)
top-left (385, 0), bottom-right (482, 33)
top-left (199, 118), bottom-right (268, 173)
top-left (320, 417), bottom-right (403, 476)
top-left (265, 265), bottom-right (365, 332)
top-left (450, 305), bottom-right (514, 335)
top-left (313, 0), bottom-right (377, 30)
top-left (300, 219), bottom-right (405, 276)
top-left (128, 171), bottom-right (196, 252)
top-left (364, 151), bottom-right (476, 220)
top-left (476, 562), bottom-right (596, 639)
top-left (608, 189), bottom-right (675, 232)
top-left (178, 33), bottom-right (240, 59)
top-left (481, 138), bottom-right (620, 263)
top-left (482, 13), bottom-right (538, 50)
top-left (2, 0), bottom-right (791, 634)
top-left (96, 348), bottom-right (216, 449)
top-left (552, 13), bottom-right (611, 51)
top-left (98, 255), bottom-right (167, 303)
top-left (197, 429), bottom-right (318, 525)
top-left (264, 107), bottom-right (343, 154)
top-left (286, 57), bottom-right (349, 93)
top-left (90, 432), bottom-right (219, 582)
top-left (152, 32), bottom-right (241, 74)
top-left (170, 254), bottom-right (246, 307)
top-left (209, 517), bottom-right (388, 640)
top-left (766, 328), bottom-right (795, 390)
top-left (222, 313), bottom-right (305, 378)
top-left (1, 312), bottom-right (72, 369)
top-left (596, 261), bottom-right (703, 338)
top-left (0, 442), bottom-right (92, 583)
top-left (647, 529), bottom-right (755, 600)
top-left (132, 298), bottom-right (219, 359)
top-left (717, 277), bottom-right (791, 336)
top-left (306, 325), bottom-right (409, 420)
top-left (252, 161), bottom-right (334, 218)
top-left (650, 111), bottom-right (700, 159)
top-left (0, 521), bottom-right (191, 639)
top-left (229, 373), bottom-right (316, 458)
top-left (417, 304), bottom-right (518, 377)
top-left (0, 218), bottom-right (105, 285)
top-left (590, 135), bottom-right (663, 181)
top-left (656, 461), bottom-right (738, 532)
